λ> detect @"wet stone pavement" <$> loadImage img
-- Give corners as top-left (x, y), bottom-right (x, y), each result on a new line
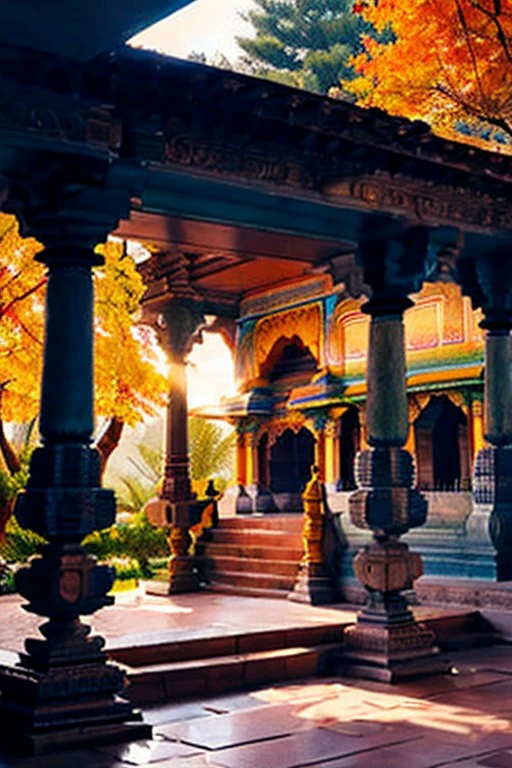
top-left (0, 644), bottom-right (510, 768)
top-left (0, 592), bottom-right (511, 767)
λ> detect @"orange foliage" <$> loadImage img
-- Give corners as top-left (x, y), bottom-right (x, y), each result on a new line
top-left (345, 0), bottom-right (512, 146)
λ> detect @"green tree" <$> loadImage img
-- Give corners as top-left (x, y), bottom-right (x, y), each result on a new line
top-left (117, 417), bottom-right (235, 512)
top-left (237, 0), bottom-right (374, 94)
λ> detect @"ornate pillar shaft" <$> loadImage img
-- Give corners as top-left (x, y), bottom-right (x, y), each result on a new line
top-left (323, 421), bottom-right (337, 486)
top-left (0, 191), bottom-right (149, 754)
top-left (482, 323), bottom-right (512, 578)
top-left (461, 252), bottom-right (512, 578)
top-left (247, 431), bottom-right (257, 486)
top-left (163, 353), bottom-right (193, 503)
top-left (235, 428), bottom-right (253, 515)
top-left (157, 301), bottom-right (203, 592)
top-left (344, 231), bottom-right (441, 682)
top-left (471, 398), bottom-right (485, 459)
top-left (366, 301), bottom-right (410, 446)
top-left (485, 330), bottom-right (512, 446)
top-left (236, 432), bottom-right (247, 485)
top-left (40, 258), bottom-right (94, 440)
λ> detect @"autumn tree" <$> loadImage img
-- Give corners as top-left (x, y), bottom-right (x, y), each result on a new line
top-left (0, 215), bottom-right (167, 532)
top-left (237, 0), bottom-right (376, 94)
top-left (347, 0), bottom-right (512, 146)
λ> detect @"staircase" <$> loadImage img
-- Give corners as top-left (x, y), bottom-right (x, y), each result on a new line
top-left (198, 515), bottom-right (304, 598)
top-left (114, 622), bottom-right (343, 705)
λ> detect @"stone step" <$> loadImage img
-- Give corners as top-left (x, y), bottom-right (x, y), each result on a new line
top-left (209, 569), bottom-right (296, 592)
top-left (205, 555), bottom-right (300, 578)
top-left (220, 515), bottom-right (304, 532)
top-left (207, 582), bottom-right (294, 600)
top-left (111, 623), bottom-right (343, 669)
top-left (124, 644), bottom-right (339, 705)
top-left (426, 610), bottom-right (500, 650)
top-left (208, 529), bottom-right (303, 547)
top-left (199, 541), bottom-right (303, 562)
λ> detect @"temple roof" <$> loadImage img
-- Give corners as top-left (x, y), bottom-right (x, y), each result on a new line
top-left (0, 0), bottom-right (196, 62)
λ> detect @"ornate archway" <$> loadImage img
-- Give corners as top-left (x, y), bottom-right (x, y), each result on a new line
top-left (414, 394), bottom-right (470, 491)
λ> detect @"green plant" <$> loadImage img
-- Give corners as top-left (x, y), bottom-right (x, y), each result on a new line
top-left (108, 556), bottom-right (143, 581)
top-left (116, 417), bottom-right (235, 514)
top-left (84, 511), bottom-right (169, 579)
top-left (0, 516), bottom-right (45, 564)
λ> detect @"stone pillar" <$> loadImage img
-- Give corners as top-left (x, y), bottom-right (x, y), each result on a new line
top-left (157, 301), bottom-right (204, 593)
top-left (344, 231), bottom-right (442, 682)
top-left (323, 419), bottom-right (338, 487)
top-left (235, 428), bottom-right (253, 515)
top-left (471, 397), bottom-right (485, 460)
top-left (0, 196), bottom-right (150, 754)
top-left (460, 252), bottom-right (512, 579)
top-left (359, 406), bottom-right (369, 450)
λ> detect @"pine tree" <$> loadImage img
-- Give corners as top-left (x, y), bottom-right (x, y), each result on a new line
top-left (237, 0), bottom-right (374, 94)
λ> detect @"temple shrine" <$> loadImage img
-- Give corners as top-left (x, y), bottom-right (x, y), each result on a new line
top-left (0, 0), bottom-right (511, 755)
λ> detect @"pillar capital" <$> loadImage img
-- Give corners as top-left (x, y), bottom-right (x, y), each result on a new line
top-left (10, 167), bottom-right (134, 262)
top-left (357, 226), bottom-right (432, 303)
top-left (155, 301), bottom-right (205, 362)
top-left (458, 250), bottom-right (512, 331)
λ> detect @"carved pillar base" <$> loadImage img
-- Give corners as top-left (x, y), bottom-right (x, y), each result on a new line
top-left (288, 562), bottom-right (336, 605)
top-left (342, 539), bottom-right (443, 682)
top-left (168, 525), bottom-right (199, 594)
top-left (0, 543), bottom-right (149, 755)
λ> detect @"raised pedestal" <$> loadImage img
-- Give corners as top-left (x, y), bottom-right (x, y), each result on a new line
top-left (342, 539), bottom-right (444, 682)
top-left (168, 526), bottom-right (200, 594)
top-left (0, 531), bottom-right (150, 754)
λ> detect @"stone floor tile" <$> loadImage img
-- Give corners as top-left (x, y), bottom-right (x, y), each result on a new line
top-left (158, 704), bottom-right (311, 750)
top-left (478, 750), bottom-right (512, 768)
top-left (392, 669), bottom-right (509, 700)
top-left (199, 691), bottom-right (269, 715)
top-left (142, 700), bottom-right (210, 726)
top-left (0, 748), bottom-right (123, 768)
top-left (95, 738), bottom-right (203, 766)
top-left (429, 677), bottom-right (512, 711)
top-left (134, 758), bottom-right (212, 768)
top-left (208, 723), bottom-right (420, 768)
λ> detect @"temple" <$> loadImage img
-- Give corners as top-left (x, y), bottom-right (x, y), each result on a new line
top-left (196, 276), bottom-right (490, 589)
top-left (0, 0), bottom-right (511, 753)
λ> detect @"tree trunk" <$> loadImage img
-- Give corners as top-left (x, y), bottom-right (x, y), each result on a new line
top-left (0, 417), bottom-right (21, 476)
top-left (96, 417), bottom-right (124, 478)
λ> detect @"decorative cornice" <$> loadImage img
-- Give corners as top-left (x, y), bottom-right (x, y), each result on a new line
top-left (0, 42), bottom-right (511, 240)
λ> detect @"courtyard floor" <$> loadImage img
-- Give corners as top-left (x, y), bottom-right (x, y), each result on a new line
top-left (0, 591), bottom-right (510, 767)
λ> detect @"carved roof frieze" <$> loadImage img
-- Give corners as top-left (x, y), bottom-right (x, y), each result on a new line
top-left (0, 79), bottom-right (120, 155)
top-left (323, 176), bottom-right (511, 233)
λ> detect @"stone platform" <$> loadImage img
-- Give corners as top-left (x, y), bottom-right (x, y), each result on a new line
top-left (0, 642), bottom-right (511, 767)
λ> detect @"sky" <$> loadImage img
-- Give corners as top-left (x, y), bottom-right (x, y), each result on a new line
top-left (130, 0), bottom-right (256, 63)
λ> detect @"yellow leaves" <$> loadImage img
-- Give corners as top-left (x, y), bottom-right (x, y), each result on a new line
top-left (0, 214), bottom-right (45, 423)
top-left (93, 239), bottom-right (168, 426)
top-left (0, 222), bottom-right (167, 429)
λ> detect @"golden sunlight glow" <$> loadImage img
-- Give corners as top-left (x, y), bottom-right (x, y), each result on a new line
top-left (129, 0), bottom-right (255, 63)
